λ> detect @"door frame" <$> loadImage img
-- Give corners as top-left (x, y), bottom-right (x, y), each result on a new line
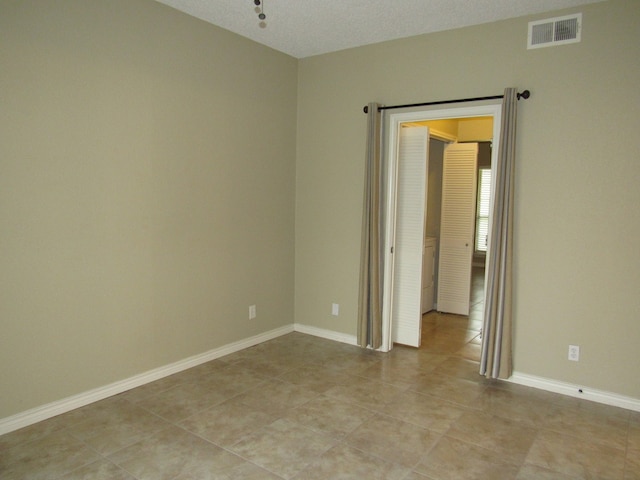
top-left (380, 103), bottom-right (503, 352)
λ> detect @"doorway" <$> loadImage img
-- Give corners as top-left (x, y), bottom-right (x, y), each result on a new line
top-left (380, 104), bottom-right (502, 352)
top-left (421, 266), bottom-right (486, 360)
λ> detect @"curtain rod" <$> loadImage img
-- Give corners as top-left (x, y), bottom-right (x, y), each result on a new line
top-left (362, 90), bottom-right (530, 114)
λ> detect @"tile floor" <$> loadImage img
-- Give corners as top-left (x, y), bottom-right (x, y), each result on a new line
top-left (2, 270), bottom-right (639, 479)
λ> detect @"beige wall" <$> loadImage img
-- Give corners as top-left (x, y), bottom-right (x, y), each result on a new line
top-left (296, 0), bottom-right (640, 398)
top-left (0, 0), bottom-right (297, 418)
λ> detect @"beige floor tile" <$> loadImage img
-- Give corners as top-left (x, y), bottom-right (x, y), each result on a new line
top-left (230, 418), bottom-right (337, 479)
top-left (427, 327), bottom-right (480, 344)
top-left (546, 393), bottom-right (632, 424)
top-left (486, 379), bottom-right (570, 405)
top-left (307, 349), bottom-right (385, 375)
top-left (414, 436), bottom-right (520, 480)
top-left (221, 345), bottom-right (267, 364)
top-left (456, 341), bottom-right (482, 361)
top-left (359, 365), bottom-right (444, 391)
top-left (540, 401), bottom-right (629, 450)
top-left (628, 418), bottom-right (640, 452)
top-left (178, 399), bottom-right (277, 448)
top-left (169, 358), bottom-right (231, 382)
top-left (293, 444), bottom-right (409, 480)
top-left (386, 345), bottom-right (449, 366)
top-left (419, 336), bottom-right (469, 355)
top-left (446, 411), bottom-right (537, 464)
top-left (62, 458), bottom-right (137, 479)
top-left (302, 341), bottom-right (348, 358)
top-left (284, 394), bottom-right (376, 439)
top-left (236, 335), bottom-right (380, 376)
top-left (469, 301), bottom-right (484, 314)
top-left (226, 355), bottom-right (299, 378)
top-left (515, 464), bottom-right (577, 479)
top-left (108, 425), bottom-right (247, 480)
top-left (291, 344), bottom-right (351, 366)
top-left (420, 323), bottom-right (439, 337)
top-left (134, 364), bottom-right (267, 421)
top-left (380, 390), bottom-right (469, 433)
top-left (234, 378), bottom-right (319, 416)
top-left (64, 399), bottom-right (169, 455)
top-left (54, 396), bottom-right (130, 425)
top-left (0, 414), bottom-right (70, 451)
top-left (469, 333), bottom-right (482, 344)
top-left (0, 431), bottom-right (101, 480)
top-left (625, 450), bottom-right (640, 480)
top-left (345, 413), bottom-right (440, 468)
top-left (467, 318), bottom-right (485, 331)
top-left (202, 362), bottom-right (273, 390)
top-left (356, 356), bottom-right (441, 388)
top-left (173, 460), bottom-right (283, 480)
top-left (475, 385), bottom-right (557, 428)
top-left (423, 311), bottom-right (480, 331)
top-left (133, 381), bottom-right (238, 422)
top-left (116, 372), bottom-right (187, 404)
top-left (402, 472), bottom-right (432, 480)
top-left (432, 356), bottom-right (484, 383)
top-left (323, 375), bottom-right (408, 411)
top-left (627, 417), bottom-right (640, 480)
top-left (251, 335), bottom-right (345, 361)
top-left (277, 363), bottom-right (354, 393)
top-left (421, 325), bottom-right (469, 337)
top-left (525, 429), bottom-right (625, 479)
top-left (410, 371), bottom-right (487, 406)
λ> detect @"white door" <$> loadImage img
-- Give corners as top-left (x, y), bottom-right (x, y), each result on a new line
top-left (391, 126), bottom-right (428, 347)
top-left (437, 143), bottom-right (478, 316)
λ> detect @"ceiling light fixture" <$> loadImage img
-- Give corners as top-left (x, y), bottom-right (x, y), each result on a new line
top-left (253, 0), bottom-right (267, 28)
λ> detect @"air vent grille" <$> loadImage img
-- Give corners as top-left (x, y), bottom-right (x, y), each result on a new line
top-left (528, 13), bottom-right (582, 49)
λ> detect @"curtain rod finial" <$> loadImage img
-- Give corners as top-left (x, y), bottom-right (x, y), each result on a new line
top-left (363, 105), bottom-right (369, 114)
top-left (518, 90), bottom-right (530, 100)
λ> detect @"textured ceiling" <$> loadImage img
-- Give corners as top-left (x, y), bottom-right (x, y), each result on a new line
top-left (154, 0), bottom-right (603, 59)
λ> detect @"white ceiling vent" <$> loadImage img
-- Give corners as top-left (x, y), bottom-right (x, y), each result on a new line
top-left (528, 13), bottom-right (582, 49)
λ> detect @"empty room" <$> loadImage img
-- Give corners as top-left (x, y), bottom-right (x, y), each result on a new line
top-left (1, 0), bottom-right (639, 478)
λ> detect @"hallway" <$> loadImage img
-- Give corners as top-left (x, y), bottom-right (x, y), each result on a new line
top-left (421, 266), bottom-right (484, 361)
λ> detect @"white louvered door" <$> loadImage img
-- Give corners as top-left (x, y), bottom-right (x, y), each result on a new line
top-left (437, 143), bottom-right (478, 316)
top-left (391, 127), bottom-right (428, 347)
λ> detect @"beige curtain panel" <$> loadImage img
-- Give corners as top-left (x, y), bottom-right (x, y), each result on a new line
top-left (357, 102), bottom-right (383, 349)
top-left (480, 87), bottom-right (518, 379)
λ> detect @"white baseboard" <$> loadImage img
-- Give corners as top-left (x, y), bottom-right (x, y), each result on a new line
top-left (294, 323), bottom-right (358, 346)
top-left (509, 371), bottom-right (640, 412)
top-left (0, 324), bottom-right (294, 436)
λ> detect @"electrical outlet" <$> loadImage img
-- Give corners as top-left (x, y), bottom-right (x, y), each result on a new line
top-left (568, 344), bottom-right (580, 362)
top-left (331, 303), bottom-right (339, 316)
top-left (249, 305), bottom-right (256, 320)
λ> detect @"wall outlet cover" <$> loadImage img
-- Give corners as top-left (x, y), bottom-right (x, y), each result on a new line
top-left (568, 344), bottom-right (580, 362)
